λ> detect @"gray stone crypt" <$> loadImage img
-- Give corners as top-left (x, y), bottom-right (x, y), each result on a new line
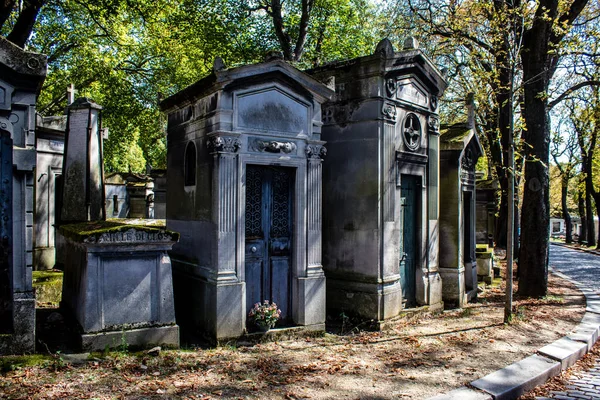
top-left (438, 98), bottom-right (483, 307)
top-left (309, 38), bottom-right (447, 321)
top-left (160, 57), bottom-right (333, 339)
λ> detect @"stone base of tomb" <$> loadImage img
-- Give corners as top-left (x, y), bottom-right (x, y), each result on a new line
top-left (326, 276), bottom-right (403, 322)
top-left (80, 325), bottom-right (179, 352)
top-left (326, 269), bottom-right (444, 323)
top-left (58, 221), bottom-right (180, 351)
top-left (0, 295), bottom-right (36, 355)
top-left (172, 258), bottom-right (327, 340)
top-left (439, 266), bottom-right (468, 308)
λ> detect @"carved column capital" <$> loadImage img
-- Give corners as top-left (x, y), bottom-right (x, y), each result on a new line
top-left (306, 144), bottom-right (327, 160)
top-left (207, 135), bottom-right (241, 153)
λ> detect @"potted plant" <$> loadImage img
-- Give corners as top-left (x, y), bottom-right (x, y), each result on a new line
top-left (248, 300), bottom-right (281, 332)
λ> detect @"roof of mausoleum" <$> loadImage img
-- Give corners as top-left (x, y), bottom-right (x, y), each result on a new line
top-left (0, 36), bottom-right (47, 92)
top-left (307, 38), bottom-right (448, 96)
top-left (159, 58), bottom-right (334, 112)
top-left (440, 121), bottom-right (484, 166)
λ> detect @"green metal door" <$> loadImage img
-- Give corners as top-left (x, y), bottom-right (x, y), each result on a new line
top-left (400, 175), bottom-right (419, 308)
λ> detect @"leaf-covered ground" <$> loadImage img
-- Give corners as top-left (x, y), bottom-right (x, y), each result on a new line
top-left (0, 272), bottom-right (585, 399)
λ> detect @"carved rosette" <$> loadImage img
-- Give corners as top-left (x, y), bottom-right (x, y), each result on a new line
top-left (306, 144), bottom-right (327, 160)
top-left (382, 103), bottom-right (397, 122)
top-left (207, 136), bottom-right (241, 153)
top-left (402, 113), bottom-right (422, 152)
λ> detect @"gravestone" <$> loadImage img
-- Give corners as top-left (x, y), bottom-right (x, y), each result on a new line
top-left (58, 98), bottom-right (179, 350)
top-left (309, 38), bottom-right (447, 321)
top-left (160, 57), bottom-right (333, 339)
top-left (438, 97), bottom-right (483, 307)
top-left (0, 36), bottom-right (47, 354)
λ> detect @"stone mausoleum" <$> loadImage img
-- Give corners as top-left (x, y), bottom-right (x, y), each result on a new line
top-left (439, 104), bottom-right (483, 307)
top-left (0, 36), bottom-right (47, 354)
top-left (309, 38), bottom-right (447, 321)
top-left (160, 57), bottom-right (333, 339)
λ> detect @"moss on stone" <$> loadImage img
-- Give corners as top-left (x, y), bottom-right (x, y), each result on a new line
top-left (59, 218), bottom-right (179, 243)
top-left (33, 271), bottom-right (63, 307)
top-left (0, 354), bottom-right (52, 372)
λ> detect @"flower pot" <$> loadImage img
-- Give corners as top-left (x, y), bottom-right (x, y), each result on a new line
top-left (256, 325), bottom-right (270, 333)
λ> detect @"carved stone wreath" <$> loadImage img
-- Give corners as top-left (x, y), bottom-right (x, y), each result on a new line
top-left (207, 136), bottom-right (241, 153)
top-left (402, 113), bottom-right (422, 151)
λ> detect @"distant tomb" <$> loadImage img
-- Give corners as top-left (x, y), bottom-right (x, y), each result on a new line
top-left (309, 38), bottom-right (447, 321)
top-left (160, 57), bottom-right (333, 339)
top-left (0, 36), bottom-right (47, 354)
top-left (439, 97), bottom-right (483, 307)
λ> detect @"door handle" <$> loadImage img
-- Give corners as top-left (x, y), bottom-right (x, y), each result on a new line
top-left (400, 252), bottom-right (407, 263)
top-left (251, 246), bottom-right (257, 253)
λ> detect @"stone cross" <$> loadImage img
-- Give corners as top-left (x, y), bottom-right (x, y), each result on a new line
top-left (66, 84), bottom-right (76, 105)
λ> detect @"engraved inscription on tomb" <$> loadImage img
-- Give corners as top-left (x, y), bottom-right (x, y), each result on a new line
top-left (85, 229), bottom-right (176, 244)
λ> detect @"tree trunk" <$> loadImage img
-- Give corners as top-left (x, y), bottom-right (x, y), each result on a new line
top-left (6, 0), bottom-right (45, 48)
top-left (594, 192), bottom-right (600, 248)
top-left (578, 188), bottom-right (587, 243)
top-left (0, 0), bottom-right (16, 30)
top-left (518, 15), bottom-right (552, 297)
top-left (585, 177), bottom-right (596, 247)
top-left (561, 175), bottom-right (572, 243)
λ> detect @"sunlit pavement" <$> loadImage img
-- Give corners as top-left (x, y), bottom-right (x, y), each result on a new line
top-left (536, 244), bottom-right (600, 400)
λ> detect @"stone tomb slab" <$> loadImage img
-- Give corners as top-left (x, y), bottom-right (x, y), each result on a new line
top-left (471, 354), bottom-right (561, 400)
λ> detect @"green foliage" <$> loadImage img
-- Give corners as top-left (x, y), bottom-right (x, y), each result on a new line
top-left (10, 0), bottom-right (382, 172)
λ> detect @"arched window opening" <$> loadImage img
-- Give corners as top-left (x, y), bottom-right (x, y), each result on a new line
top-left (184, 141), bottom-right (196, 187)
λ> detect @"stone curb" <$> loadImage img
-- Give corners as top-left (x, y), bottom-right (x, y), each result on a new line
top-left (426, 265), bottom-right (600, 400)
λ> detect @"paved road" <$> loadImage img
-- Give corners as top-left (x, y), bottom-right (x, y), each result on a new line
top-left (537, 244), bottom-right (600, 400)
top-left (550, 244), bottom-right (600, 293)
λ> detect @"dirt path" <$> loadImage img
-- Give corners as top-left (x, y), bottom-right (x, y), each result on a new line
top-left (0, 273), bottom-right (585, 400)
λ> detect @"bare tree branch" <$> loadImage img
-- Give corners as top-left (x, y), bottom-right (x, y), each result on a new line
top-left (549, 80), bottom-right (600, 109)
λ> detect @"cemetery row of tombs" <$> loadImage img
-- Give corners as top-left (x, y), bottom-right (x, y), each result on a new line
top-left (0, 36), bottom-right (497, 354)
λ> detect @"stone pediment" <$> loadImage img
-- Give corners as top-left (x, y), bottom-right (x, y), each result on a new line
top-left (236, 86), bottom-right (309, 136)
top-left (395, 78), bottom-right (430, 109)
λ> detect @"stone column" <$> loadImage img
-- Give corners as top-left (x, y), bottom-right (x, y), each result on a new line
top-left (381, 102), bottom-right (402, 319)
top-left (426, 115), bottom-right (443, 308)
top-left (296, 143), bottom-right (326, 327)
top-left (208, 134), bottom-right (245, 338)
